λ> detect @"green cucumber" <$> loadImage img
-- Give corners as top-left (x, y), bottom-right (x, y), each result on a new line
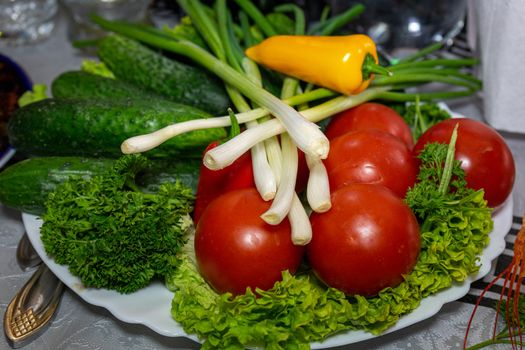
top-left (51, 71), bottom-right (165, 101)
top-left (7, 98), bottom-right (226, 158)
top-left (97, 35), bottom-right (231, 115)
top-left (0, 156), bottom-right (200, 215)
top-left (137, 159), bottom-right (200, 194)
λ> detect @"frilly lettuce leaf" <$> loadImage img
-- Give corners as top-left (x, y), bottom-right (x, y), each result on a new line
top-left (81, 60), bottom-right (115, 79)
top-left (18, 84), bottom-right (48, 107)
top-left (162, 16), bottom-right (207, 49)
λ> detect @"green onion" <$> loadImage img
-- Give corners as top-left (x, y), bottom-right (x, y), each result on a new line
top-left (289, 193), bottom-right (312, 245)
top-left (119, 88), bottom-right (335, 155)
top-left (261, 133), bottom-right (297, 224)
top-left (92, 15), bottom-right (330, 159)
top-left (306, 154), bottom-right (331, 213)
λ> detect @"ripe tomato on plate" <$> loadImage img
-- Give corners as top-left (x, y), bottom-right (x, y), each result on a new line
top-left (307, 183), bottom-right (421, 296)
top-left (325, 102), bottom-right (414, 149)
top-left (414, 118), bottom-right (515, 208)
top-left (194, 188), bottom-right (305, 296)
top-left (323, 129), bottom-right (418, 198)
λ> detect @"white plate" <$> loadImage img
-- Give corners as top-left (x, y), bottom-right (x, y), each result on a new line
top-left (23, 194), bottom-right (513, 349)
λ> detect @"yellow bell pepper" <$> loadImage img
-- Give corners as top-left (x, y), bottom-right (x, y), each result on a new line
top-left (245, 34), bottom-right (388, 95)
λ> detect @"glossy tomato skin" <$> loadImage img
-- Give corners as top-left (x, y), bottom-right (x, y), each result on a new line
top-left (296, 149), bottom-right (308, 193)
top-left (193, 144), bottom-right (255, 224)
top-left (323, 129), bottom-right (418, 198)
top-left (307, 183), bottom-right (421, 296)
top-left (414, 118), bottom-right (515, 208)
top-left (194, 188), bottom-right (305, 296)
top-left (325, 102), bottom-right (414, 149)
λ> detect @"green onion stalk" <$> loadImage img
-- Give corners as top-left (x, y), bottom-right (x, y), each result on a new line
top-left (178, 0), bottom-right (317, 238)
top-left (92, 14), bottom-right (330, 162)
top-left (178, 0), bottom-right (277, 201)
top-left (234, 0), bottom-right (315, 234)
top-left (92, 0), bottom-right (481, 175)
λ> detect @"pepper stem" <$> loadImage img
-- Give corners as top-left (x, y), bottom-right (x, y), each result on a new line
top-left (362, 54), bottom-right (393, 79)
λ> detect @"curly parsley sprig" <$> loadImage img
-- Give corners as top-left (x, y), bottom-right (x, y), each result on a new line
top-left (41, 154), bottom-right (194, 294)
top-left (405, 124), bottom-right (493, 232)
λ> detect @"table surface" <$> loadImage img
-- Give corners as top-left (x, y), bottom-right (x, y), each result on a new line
top-left (1, 6), bottom-right (524, 350)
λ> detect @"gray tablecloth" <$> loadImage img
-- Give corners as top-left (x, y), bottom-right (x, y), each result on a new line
top-left (1, 6), bottom-right (524, 350)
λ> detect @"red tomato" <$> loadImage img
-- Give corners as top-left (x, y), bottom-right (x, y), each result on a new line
top-left (323, 129), bottom-right (418, 198)
top-left (193, 144), bottom-right (255, 224)
top-left (307, 183), bottom-right (421, 296)
top-left (296, 149), bottom-right (308, 193)
top-left (414, 118), bottom-right (515, 208)
top-left (194, 188), bottom-right (305, 296)
top-left (325, 102), bottom-right (414, 149)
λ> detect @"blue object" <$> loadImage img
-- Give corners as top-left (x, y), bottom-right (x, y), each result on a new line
top-left (0, 53), bottom-right (33, 90)
top-left (0, 53), bottom-right (32, 167)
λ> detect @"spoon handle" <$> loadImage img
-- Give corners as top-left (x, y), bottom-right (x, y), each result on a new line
top-left (4, 264), bottom-right (64, 348)
top-left (16, 232), bottom-right (42, 271)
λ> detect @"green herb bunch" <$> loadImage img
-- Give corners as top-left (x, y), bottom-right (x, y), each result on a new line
top-left (390, 101), bottom-right (452, 141)
top-left (41, 154), bottom-right (194, 294)
top-left (406, 142), bottom-right (476, 221)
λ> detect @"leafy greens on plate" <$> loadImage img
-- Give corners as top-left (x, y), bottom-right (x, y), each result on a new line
top-left (40, 155), bottom-right (194, 294)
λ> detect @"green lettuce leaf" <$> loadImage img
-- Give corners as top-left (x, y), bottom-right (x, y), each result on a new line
top-left (81, 59), bottom-right (115, 78)
top-left (162, 16), bottom-right (208, 49)
top-left (18, 84), bottom-right (48, 107)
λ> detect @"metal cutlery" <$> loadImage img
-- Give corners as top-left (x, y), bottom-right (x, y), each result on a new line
top-left (4, 233), bottom-right (64, 348)
top-left (16, 233), bottom-right (42, 271)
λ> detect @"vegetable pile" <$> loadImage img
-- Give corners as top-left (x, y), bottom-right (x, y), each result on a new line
top-left (165, 127), bottom-right (495, 349)
top-left (0, 0), bottom-right (518, 349)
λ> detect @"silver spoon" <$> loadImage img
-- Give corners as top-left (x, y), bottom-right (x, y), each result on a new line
top-left (4, 233), bottom-right (64, 348)
top-left (16, 232), bottom-right (42, 271)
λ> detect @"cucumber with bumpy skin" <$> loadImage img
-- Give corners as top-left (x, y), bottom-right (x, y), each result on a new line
top-left (97, 35), bottom-right (231, 115)
top-left (51, 71), bottom-right (166, 101)
top-left (0, 156), bottom-right (200, 215)
top-left (7, 98), bottom-right (227, 158)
